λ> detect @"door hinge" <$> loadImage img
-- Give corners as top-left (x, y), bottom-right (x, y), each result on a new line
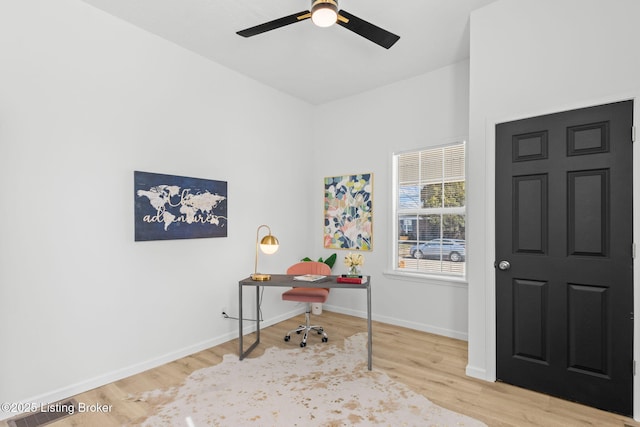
top-left (633, 243), bottom-right (637, 259)
top-left (635, 360), bottom-right (637, 376)
top-left (633, 126), bottom-right (636, 143)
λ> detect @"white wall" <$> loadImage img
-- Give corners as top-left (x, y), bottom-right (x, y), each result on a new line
top-left (314, 61), bottom-right (471, 339)
top-left (466, 0), bottom-right (640, 415)
top-left (0, 0), bottom-right (476, 417)
top-left (0, 0), bottom-right (315, 413)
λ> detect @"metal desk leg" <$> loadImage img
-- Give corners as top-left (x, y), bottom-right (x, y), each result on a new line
top-left (239, 283), bottom-right (261, 360)
top-left (238, 282), bottom-right (243, 359)
top-left (255, 285), bottom-right (260, 343)
top-left (367, 284), bottom-right (372, 370)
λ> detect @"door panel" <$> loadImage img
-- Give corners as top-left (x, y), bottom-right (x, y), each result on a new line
top-left (567, 283), bottom-right (609, 376)
top-left (568, 170), bottom-right (608, 256)
top-left (513, 279), bottom-right (548, 363)
top-left (513, 174), bottom-right (548, 254)
top-left (496, 100), bottom-right (633, 416)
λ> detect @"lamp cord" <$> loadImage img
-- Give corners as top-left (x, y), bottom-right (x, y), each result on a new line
top-left (222, 286), bottom-right (265, 322)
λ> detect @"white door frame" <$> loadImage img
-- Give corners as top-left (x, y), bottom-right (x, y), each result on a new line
top-left (483, 92), bottom-right (639, 420)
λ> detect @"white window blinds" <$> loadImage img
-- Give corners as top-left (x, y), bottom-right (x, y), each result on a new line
top-left (394, 143), bottom-right (466, 277)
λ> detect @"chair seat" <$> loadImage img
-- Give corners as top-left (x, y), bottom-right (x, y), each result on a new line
top-left (282, 287), bottom-right (329, 303)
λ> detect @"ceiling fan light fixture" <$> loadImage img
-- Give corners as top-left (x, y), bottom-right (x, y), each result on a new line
top-left (311, 0), bottom-right (338, 28)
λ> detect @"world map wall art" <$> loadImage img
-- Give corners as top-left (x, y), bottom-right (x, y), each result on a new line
top-left (324, 173), bottom-right (373, 251)
top-left (134, 171), bottom-right (227, 241)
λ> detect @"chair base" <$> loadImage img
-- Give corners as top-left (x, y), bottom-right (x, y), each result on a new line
top-left (284, 306), bottom-right (328, 348)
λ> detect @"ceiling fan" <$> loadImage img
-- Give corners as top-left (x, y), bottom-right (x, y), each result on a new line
top-left (236, 0), bottom-right (400, 49)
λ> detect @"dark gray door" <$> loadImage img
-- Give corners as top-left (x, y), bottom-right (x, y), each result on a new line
top-left (495, 101), bottom-right (634, 416)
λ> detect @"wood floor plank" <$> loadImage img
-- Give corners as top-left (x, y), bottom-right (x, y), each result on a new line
top-left (2, 311), bottom-right (638, 426)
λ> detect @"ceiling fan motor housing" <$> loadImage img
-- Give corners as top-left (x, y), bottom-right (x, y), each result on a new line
top-left (311, 0), bottom-right (339, 27)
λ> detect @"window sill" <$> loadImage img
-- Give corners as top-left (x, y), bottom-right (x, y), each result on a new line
top-left (382, 269), bottom-right (468, 288)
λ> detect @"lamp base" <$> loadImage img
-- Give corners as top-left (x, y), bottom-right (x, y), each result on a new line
top-left (251, 273), bottom-right (271, 281)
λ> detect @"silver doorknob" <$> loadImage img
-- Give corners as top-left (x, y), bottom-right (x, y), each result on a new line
top-left (497, 260), bottom-right (511, 271)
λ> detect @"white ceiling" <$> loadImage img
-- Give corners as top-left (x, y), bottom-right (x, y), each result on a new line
top-left (80, 0), bottom-right (498, 105)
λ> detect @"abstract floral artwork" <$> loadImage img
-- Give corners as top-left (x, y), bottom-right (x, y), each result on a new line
top-left (324, 173), bottom-right (373, 250)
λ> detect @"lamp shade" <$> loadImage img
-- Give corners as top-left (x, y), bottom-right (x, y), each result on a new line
top-left (311, 0), bottom-right (338, 28)
top-left (260, 234), bottom-right (279, 254)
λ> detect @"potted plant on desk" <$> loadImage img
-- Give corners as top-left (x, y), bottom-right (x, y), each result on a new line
top-left (300, 253), bottom-right (337, 269)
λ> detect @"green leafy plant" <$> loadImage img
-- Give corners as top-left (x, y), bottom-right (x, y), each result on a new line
top-left (301, 253), bottom-right (337, 269)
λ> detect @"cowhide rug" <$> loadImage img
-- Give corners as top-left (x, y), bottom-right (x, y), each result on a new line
top-left (132, 333), bottom-right (486, 426)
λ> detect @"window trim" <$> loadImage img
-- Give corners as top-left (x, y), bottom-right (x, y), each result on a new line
top-left (391, 140), bottom-right (467, 282)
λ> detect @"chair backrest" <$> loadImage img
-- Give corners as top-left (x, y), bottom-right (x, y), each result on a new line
top-left (286, 261), bottom-right (331, 275)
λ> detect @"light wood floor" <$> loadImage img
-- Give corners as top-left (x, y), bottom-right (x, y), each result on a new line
top-left (4, 311), bottom-right (640, 426)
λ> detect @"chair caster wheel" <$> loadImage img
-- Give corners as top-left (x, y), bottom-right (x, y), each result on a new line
top-left (300, 342), bottom-right (306, 348)
top-left (322, 337), bottom-right (328, 342)
top-left (317, 330), bottom-right (323, 335)
top-left (284, 336), bottom-right (290, 342)
top-left (296, 330), bottom-right (302, 334)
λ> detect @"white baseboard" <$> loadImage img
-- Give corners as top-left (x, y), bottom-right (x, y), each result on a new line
top-left (323, 304), bottom-right (468, 341)
top-left (465, 364), bottom-right (490, 381)
top-left (1, 335), bottom-right (227, 421)
top-left (1, 305), bottom-right (466, 422)
top-left (0, 308), bottom-right (305, 422)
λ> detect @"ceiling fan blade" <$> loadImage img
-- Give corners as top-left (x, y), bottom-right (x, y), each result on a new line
top-left (337, 10), bottom-right (400, 49)
top-left (237, 11), bottom-right (310, 38)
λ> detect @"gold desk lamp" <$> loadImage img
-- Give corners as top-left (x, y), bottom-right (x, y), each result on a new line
top-left (251, 224), bottom-right (279, 281)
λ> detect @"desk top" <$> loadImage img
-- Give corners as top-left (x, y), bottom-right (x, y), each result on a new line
top-left (239, 274), bottom-right (370, 289)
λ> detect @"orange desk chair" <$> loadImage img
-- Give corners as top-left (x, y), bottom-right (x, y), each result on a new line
top-left (282, 261), bottom-right (331, 347)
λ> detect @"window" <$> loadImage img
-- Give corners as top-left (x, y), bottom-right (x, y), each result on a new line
top-left (393, 142), bottom-right (466, 277)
